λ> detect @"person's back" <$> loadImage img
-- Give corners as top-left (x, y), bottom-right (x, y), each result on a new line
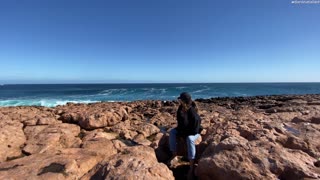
top-left (176, 102), bottom-right (201, 137)
top-left (168, 92), bottom-right (202, 179)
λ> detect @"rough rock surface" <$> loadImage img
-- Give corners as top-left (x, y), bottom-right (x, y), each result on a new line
top-left (0, 118), bottom-right (26, 162)
top-left (55, 103), bottom-right (130, 129)
top-left (0, 148), bottom-right (114, 180)
top-left (0, 94), bottom-right (320, 179)
top-left (23, 123), bottom-right (81, 155)
top-left (82, 146), bottom-right (174, 180)
top-left (195, 95), bottom-right (320, 180)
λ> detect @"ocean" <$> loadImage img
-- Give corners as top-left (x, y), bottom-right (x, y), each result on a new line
top-left (0, 83), bottom-right (320, 107)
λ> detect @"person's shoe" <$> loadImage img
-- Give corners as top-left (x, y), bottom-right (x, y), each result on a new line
top-left (167, 156), bottom-right (179, 168)
top-left (187, 167), bottom-right (194, 180)
top-left (193, 164), bottom-right (199, 177)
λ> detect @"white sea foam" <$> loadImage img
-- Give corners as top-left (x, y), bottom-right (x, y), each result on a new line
top-left (99, 88), bottom-right (128, 95)
top-left (142, 88), bottom-right (167, 94)
top-left (159, 88), bottom-right (167, 94)
top-left (142, 88), bottom-right (155, 91)
top-left (0, 99), bottom-right (100, 107)
top-left (232, 92), bottom-right (248, 96)
top-left (193, 88), bottom-right (210, 94)
top-left (175, 86), bottom-right (187, 89)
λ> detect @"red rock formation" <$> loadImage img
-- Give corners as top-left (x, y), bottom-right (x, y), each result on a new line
top-left (82, 146), bottom-right (174, 180)
top-left (0, 94), bottom-right (320, 179)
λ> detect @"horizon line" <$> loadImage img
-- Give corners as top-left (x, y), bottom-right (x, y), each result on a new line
top-left (2, 81), bottom-right (320, 85)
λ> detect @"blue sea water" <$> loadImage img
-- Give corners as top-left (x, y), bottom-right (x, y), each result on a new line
top-left (0, 83), bottom-right (320, 107)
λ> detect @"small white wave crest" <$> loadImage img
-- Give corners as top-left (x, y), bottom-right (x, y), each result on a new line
top-left (142, 88), bottom-right (167, 94)
top-left (0, 99), bottom-right (100, 107)
top-left (175, 86), bottom-right (187, 89)
top-left (192, 88), bottom-right (210, 94)
top-left (99, 88), bottom-right (128, 95)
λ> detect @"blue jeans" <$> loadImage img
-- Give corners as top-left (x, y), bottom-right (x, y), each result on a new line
top-left (169, 128), bottom-right (200, 160)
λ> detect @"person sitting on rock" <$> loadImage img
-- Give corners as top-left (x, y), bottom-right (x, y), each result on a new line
top-left (168, 92), bottom-right (202, 176)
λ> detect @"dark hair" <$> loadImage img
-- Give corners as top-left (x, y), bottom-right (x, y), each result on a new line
top-left (180, 100), bottom-right (198, 113)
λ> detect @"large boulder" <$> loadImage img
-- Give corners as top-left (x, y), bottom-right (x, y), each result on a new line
top-left (0, 106), bottom-right (58, 126)
top-left (56, 103), bottom-right (129, 129)
top-left (82, 145), bottom-right (174, 180)
top-left (111, 120), bottom-right (160, 141)
top-left (149, 112), bottom-right (175, 128)
top-left (23, 123), bottom-right (81, 155)
top-left (197, 135), bottom-right (320, 180)
top-left (81, 131), bottom-right (118, 156)
top-left (0, 117), bottom-right (26, 162)
top-left (0, 148), bottom-right (114, 180)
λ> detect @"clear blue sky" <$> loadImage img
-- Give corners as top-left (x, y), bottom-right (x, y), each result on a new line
top-left (0, 0), bottom-right (319, 84)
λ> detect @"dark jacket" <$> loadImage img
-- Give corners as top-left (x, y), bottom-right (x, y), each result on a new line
top-left (176, 102), bottom-right (201, 136)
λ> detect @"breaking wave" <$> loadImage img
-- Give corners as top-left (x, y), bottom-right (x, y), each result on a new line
top-left (0, 99), bottom-right (100, 107)
top-left (1, 83), bottom-right (320, 107)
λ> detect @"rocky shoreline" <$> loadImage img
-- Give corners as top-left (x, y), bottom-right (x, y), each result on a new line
top-left (1, 94), bottom-right (320, 179)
